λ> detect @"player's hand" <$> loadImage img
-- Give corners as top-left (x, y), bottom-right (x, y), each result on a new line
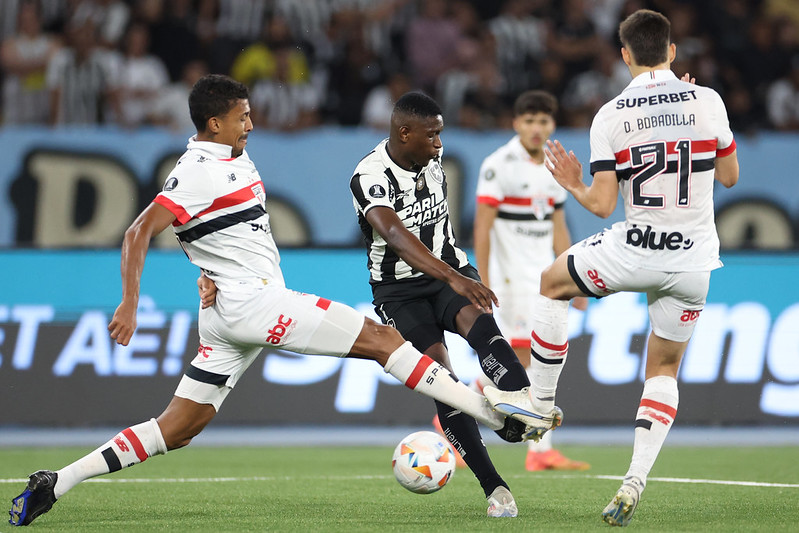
top-left (571, 296), bottom-right (589, 311)
top-left (198, 274), bottom-right (218, 309)
top-left (681, 72), bottom-right (696, 84)
top-left (544, 140), bottom-right (584, 192)
top-left (448, 274), bottom-right (497, 313)
top-left (108, 300), bottom-right (137, 346)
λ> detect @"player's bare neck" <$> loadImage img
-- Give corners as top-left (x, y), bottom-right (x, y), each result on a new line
top-left (386, 143), bottom-right (417, 172)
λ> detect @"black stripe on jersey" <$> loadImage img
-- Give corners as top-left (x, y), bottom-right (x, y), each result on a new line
top-left (497, 211), bottom-right (553, 221)
top-left (616, 158), bottom-right (715, 182)
top-left (185, 365), bottom-right (229, 385)
top-left (102, 447), bottom-right (122, 472)
top-left (590, 160), bottom-right (616, 175)
top-left (349, 173), bottom-right (369, 210)
top-left (176, 205), bottom-right (265, 243)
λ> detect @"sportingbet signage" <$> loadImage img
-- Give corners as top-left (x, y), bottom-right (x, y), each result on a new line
top-left (0, 250), bottom-right (796, 426)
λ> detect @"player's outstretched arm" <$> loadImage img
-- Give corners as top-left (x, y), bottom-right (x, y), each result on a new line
top-left (366, 205), bottom-right (497, 312)
top-left (108, 203), bottom-right (176, 346)
top-left (545, 139), bottom-right (618, 218)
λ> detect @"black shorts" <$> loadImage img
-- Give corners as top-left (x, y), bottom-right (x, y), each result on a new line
top-left (372, 264), bottom-right (480, 352)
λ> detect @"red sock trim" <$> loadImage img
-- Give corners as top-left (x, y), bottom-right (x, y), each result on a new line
top-left (122, 428), bottom-right (149, 463)
top-left (406, 355), bottom-right (434, 389)
top-left (639, 398), bottom-right (677, 419)
top-left (531, 330), bottom-right (568, 353)
top-left (316, 297), bottom-right (331, 310)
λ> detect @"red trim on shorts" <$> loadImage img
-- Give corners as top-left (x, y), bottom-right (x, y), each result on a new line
top-left (153, 195), bottom-right (192, 225)
top-left (476, 195), bottom-right (500, 207)
top-left (121, 428), bottom-right (149, 462)
top-left (510, 338), bottom-right (531, 349)
top-left (716, 139), bottom-right (736, 157)
top-left (531, 331), bottom-right (568, 352)
top-left (406, 355), bottom-right (434, 389)
top-left (614, 139), bottom-right (719, 164)
top-left (639, 398), bottom-right (677, 419)
top-left (316, 297), bottom-right (331, 310)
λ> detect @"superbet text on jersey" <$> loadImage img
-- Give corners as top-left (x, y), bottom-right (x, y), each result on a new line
top-left (589, 69), bottom-right (736, 272)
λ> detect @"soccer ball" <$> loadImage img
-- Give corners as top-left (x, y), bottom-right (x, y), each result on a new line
top-left (391, 431), bottom-right (456, 494)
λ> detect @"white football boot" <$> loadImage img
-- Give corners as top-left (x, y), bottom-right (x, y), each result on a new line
top-left (483, 386), bottom-right (563, 441)
top-left (602, 476), bottom-right (645, 527)
top-left (486, 486), bottom-right (518, 518)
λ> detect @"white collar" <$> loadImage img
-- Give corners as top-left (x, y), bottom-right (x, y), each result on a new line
top-left (187, 135), bottom-right (248, 160)
top-left (623, 69), bottom-right (678, 91)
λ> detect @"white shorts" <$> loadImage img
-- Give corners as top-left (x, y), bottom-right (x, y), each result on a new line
top-left (174, 284), bottom-right (364, 410)
top-left (493, 280), bottom-right (539, 349)
top-left (568, 230), bottom-right (710, 342)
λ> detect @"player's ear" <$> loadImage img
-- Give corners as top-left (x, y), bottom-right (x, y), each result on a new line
top-left (621, 47), bottom-right (632, 66)
top-left (397, 124), bottom-right (411, 142)
top-left (668, 43), bottom-right (676, 64)
top-left (207, 116), bottom-right (220, 134)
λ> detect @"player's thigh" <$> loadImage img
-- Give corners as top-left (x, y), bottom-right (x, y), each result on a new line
top-left (375, 298), bottom-right (444, 353)
top-left (647, 270), bottom-right (710, 342)
top-left (493, 284), bottom-right (536, 348)
top-left (436, 264), bottom-right (481, 333)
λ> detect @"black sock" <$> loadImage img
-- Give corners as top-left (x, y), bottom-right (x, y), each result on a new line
top-left (466, 314), bottom-right (530, 390)
top-left (435, 400), bottom-right (507, 497)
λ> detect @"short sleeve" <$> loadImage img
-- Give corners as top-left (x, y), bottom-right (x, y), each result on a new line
top-left (589, 107), bottom-right (617, 175)
top-left (154, 162), bottom-right (214, 225)
top-left (350, 171), bottom-right (394, 216)
top-left (710, 89), bottom-right (736, 156)
top-left (475, 158), bottom-right (503, 207)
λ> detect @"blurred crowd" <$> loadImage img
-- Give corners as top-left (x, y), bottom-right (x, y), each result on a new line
top-left (1, 0), bottom-right (798, 133)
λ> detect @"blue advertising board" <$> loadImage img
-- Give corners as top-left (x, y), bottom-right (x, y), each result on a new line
top-left (1, 249), bottom-right (796, 426)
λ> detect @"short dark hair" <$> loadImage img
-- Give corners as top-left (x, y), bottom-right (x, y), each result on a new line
top-left (189, 74), bottom-right (249, 133)
top-left (392, 91), bottom-right (442, 119)
top-left (619, 9), bottom-right (671, 67)
top-left (513, 90), bottom-right (557, 117)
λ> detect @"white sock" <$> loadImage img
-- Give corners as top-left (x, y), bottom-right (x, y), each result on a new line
top-left (384, 342), bottom-right (504, 430)
top-left (625, 376), bottom-right (679, 486)
top-left (54, 418), bottom-right (167, 498)
top-left (527, 427), bottom-right (554, 452)
top-left (529, 294), bottom-right (570, 412)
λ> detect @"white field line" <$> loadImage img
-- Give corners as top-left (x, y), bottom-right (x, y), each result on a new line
top-left (1, 474), bottom-right (797, 488)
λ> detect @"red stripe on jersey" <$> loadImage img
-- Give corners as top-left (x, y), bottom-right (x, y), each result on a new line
top-left (219, 157), bottom-right (237, 161)
top-left (639, 398), bottom-right (677, 419)
top-left (406, 355), bottom-right (434, 389)
top-left (121, 428), bottom-right (149, 462)
top-left (615, 139), bottom-right (719, 164)
top-left (195, 184), bottom-right (257, 219)
top-left (476, 195), bottom-right (500, 207)
top-left (531, 330), bottom-right (568, 353)
top-left (501, 196), bottom-right (532, 206)
top-left (316, 297), bottom-right (331, 310)
top-left (717, 138), bottom-right (736, 157)
top-left (153, 195), bottom-right (192, 225)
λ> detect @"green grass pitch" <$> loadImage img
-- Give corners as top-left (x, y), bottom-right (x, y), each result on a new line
top-left (2, 443), bottom-right (798, 531)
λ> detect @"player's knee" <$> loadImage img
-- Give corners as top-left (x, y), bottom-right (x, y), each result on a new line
top-left (354, 317), bottom-right (404, 359)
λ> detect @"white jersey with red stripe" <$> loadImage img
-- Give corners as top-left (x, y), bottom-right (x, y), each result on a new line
top-left (476, 135), bottom-right (567, 287)
top-left (589, 69), bottom-right (736, 271)
top-left (154, 137), bottom-right (285, 293)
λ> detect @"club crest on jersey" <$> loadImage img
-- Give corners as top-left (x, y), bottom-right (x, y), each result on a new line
top-left (484, 168), bottom-right (496, 181)
top-left (250, 182), bottom-right (266, 206)
top-left (369, 184), bottom-right (386, 198)
top-left (163, 177), bottom-right (178, 191)
top-left (428, 162), bottom-right (444, 184)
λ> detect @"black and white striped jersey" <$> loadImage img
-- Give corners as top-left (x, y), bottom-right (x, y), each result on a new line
top-left (350, 139), bottom-right (468, 285)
